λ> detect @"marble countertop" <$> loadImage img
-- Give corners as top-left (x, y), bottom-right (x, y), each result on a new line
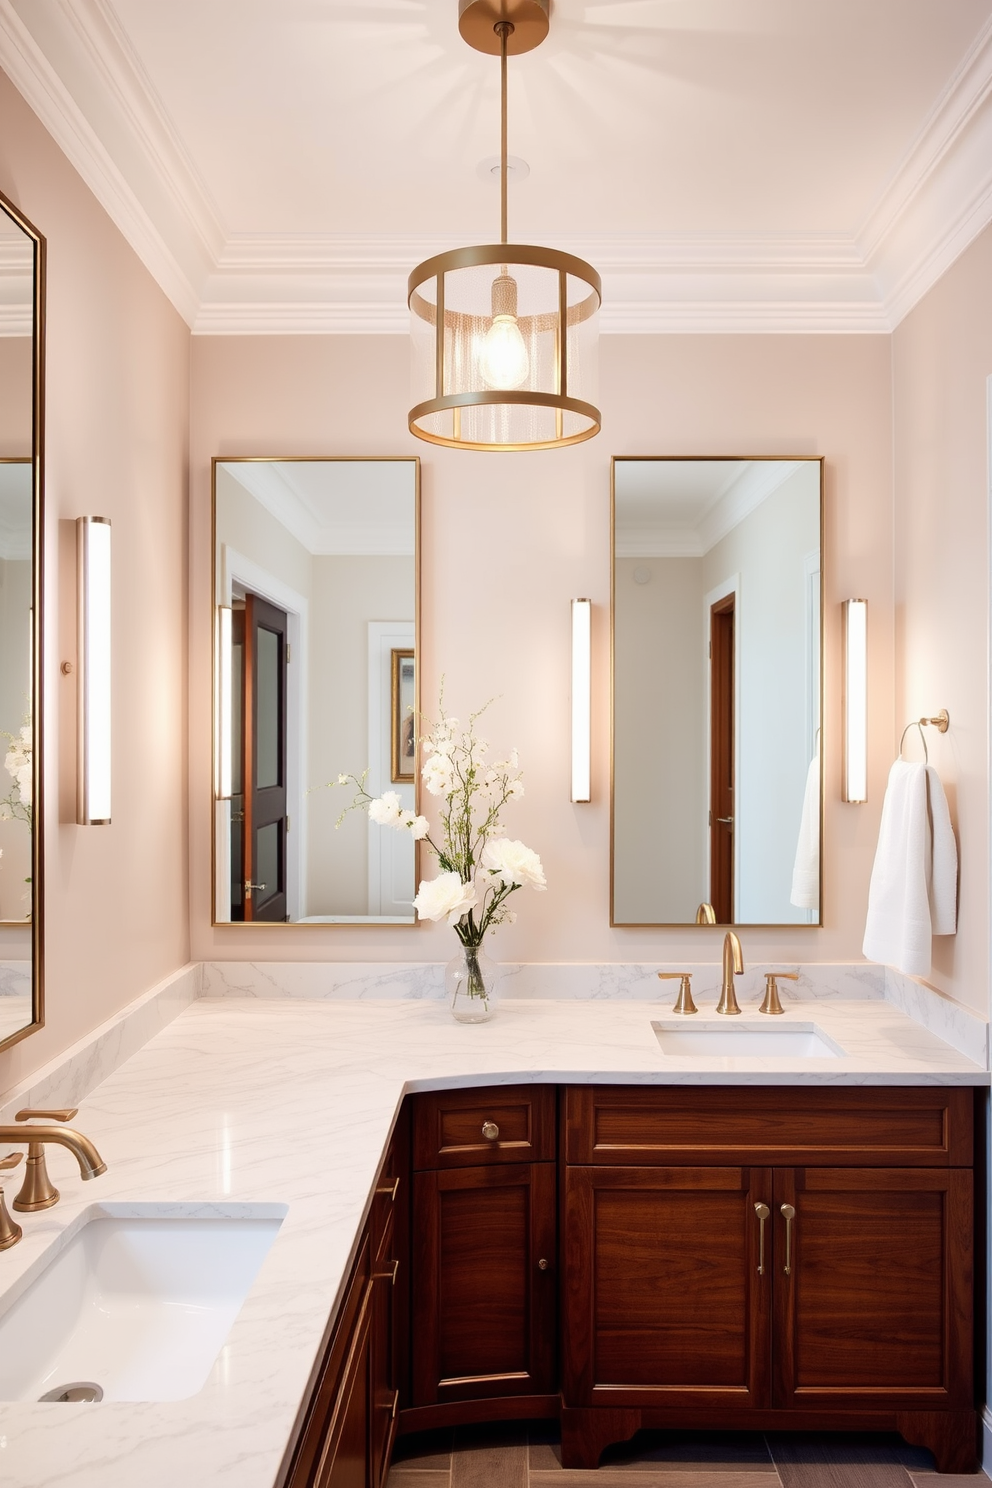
top-left (0, 993), bottom-right (986, 1488)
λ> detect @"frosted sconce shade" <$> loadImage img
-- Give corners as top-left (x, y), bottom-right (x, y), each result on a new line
top-left (842, 598), bottom-right (867, 804)
top-left (77, 516), bottom-right (111, 825)
top-left (216, 606), bottom-right (233, 800)
top-left (571, 598), bottom-right (591, 803)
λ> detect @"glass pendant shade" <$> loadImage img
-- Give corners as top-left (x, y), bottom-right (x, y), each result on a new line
top-left (409, 244), bottom-right (601, 451)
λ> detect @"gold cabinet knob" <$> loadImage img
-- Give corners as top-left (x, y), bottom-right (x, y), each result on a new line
top-left (537, 1257), bottom-right (549, 1271)
top-left (482, 1121), bottom-right (499, 1141)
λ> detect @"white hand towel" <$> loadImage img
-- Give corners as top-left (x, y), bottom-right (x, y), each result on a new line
top-left (790, 753), bottom-right (820, 910)
top-left (925, 764), bottom-right (957, 936)
top-left (862, 759), bottom-right (958, 976)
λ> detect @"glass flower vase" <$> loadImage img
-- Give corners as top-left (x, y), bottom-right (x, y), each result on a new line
top-left (446, 941), bottom-right (501, 1024)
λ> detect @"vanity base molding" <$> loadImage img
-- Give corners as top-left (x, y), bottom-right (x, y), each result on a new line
top-left (560, 1408), bottom-right (978, 1475)
top-left (399, 1395), bottom-right (560, 1434)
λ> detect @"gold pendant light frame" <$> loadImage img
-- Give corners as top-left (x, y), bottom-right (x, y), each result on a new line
top-left (408, 0), bottom-right (602, 452)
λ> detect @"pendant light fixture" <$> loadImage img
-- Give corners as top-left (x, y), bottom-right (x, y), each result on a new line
top-left (408, 0), bottom-right (601, 452)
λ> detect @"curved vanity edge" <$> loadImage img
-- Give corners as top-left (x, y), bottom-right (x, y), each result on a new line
top-left (0, 994), bottom-right (986, 1488)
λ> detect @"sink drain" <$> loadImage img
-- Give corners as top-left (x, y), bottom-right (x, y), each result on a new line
top-left (39, 1381), bottom-right (103, 1403)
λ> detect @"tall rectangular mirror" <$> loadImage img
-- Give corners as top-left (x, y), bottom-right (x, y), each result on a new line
top-left (0, 188), bottom-right (44, 1050)
top-left (212, 457), bottom-right (419, 925)
top-left (612, 457), bottom-right (822, 927)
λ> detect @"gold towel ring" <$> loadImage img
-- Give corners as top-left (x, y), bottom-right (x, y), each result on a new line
top-left (899, 720), bottom-right (929, 763)
top-left (899, 709), bottom-right (950, 763)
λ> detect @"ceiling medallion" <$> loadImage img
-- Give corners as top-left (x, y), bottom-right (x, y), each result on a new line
top-left (408, 0), bottom-right (602, 452)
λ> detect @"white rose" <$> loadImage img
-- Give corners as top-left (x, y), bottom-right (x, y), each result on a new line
top-left (368, 791), bottom-right (403, 826)
top-left (401, 811), bottom-right (430, 840)
top-left (481, 838), bottom-right (547, 890)
top-left (423, 754), bottom-right (454, 796)
top-left (413, 871), bottom-right (478, 925)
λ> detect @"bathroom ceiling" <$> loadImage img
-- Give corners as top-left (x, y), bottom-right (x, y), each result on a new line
top-left (2, 0), bottom-right (992, 331)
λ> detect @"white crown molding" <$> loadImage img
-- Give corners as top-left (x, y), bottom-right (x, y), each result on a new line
top-left (859, 14), bottom-right (992, 326)
top-left (0, 306), bottom-right (32, 336)
top-left (0, 0), bottom-right (204, 324)
top-left (226, 459), bottom-right (413, 556)
top-left (52, 0), bottom-right (226, 261)
top-left (3, 5), bottom-right (992, 334)
top-left (616, 460), bottom-right (805, 557)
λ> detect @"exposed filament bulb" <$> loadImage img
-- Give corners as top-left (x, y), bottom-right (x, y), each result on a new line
top-left (479, 271), bottom-right (529, 389)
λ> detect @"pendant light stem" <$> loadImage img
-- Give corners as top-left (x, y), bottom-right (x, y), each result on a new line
top-left (496, 21), bottom-right (513, 244)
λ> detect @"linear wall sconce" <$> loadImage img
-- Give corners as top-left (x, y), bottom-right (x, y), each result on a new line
top-left (76, 516), bottom-right (111, 825)
top-left (571, 598), bottom-right (591, 803)
top-left (842, 598), bottom-right (867, 804)
top-left (215, 605), bottom-right (233, 800)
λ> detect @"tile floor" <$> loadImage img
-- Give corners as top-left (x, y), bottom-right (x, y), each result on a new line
top-left (388, 1423), bottom-right (988, 1488)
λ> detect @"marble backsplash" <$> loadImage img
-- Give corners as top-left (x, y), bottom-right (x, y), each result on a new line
top-left (2, 957), bottom-right (985, 1119)
top-left (200, 959), bottom-right (988, 1066)
top-left (0, 962), bottom-right (201, 1120)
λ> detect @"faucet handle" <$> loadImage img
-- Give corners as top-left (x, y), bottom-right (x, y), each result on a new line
top-left (0, 1154), bottom-right (23, 1251)
top-left (10, 1117), bottom-right (71, 1213)
top-left (658, 972), bottom-right (697, 1016)
top-left (759, 972), bottom-right (799, 1016)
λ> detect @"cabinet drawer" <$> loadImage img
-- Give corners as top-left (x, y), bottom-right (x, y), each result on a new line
top-left (413, 1084), bottom-right (556, 1169)
top-left (565, 1086), bottom-right (973, 1167)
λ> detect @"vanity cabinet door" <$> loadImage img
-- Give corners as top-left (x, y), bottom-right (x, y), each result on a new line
top-left (563, 1165), bottom-right (773, 1410)
top-left (411, 1161), bottom-right (557, 1405)
top-left (772, 1167), bottom-right (973, 1412)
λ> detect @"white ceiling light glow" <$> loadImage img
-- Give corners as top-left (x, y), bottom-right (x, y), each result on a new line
top-left (408, 0), bottom-right (602, 452)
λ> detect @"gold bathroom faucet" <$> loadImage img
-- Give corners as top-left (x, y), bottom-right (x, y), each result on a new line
top-left (0, 1109), bottom-right (107, 1214)
top-left (715, 931), bottom-right (744, 1015)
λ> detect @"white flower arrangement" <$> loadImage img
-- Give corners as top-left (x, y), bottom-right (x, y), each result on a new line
top-left (334, 694), bottom-right (545, 954)
top-left (0, 720), bottom-right (31, 830)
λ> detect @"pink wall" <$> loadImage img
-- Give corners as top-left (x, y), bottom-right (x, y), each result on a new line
top-left (892, 222), bottom-right (992, 1018)
top-left (191, 332), bottom-right (894, 967)
top-left (0, 71), bottom-right (191, 1094)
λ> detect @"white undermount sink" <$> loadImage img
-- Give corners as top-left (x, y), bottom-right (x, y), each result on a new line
top-left (652, 1020), bottom-right (845, 1058)
top-left (0, 1205), bottom-right (286, 1403)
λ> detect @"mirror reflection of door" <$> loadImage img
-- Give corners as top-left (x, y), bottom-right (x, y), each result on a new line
top-left (709, 593), bottom-right (734, 923)
top-left (236, 592), bottom-right (288, 922)
top-left (612, 457), bottom-right (822, 927)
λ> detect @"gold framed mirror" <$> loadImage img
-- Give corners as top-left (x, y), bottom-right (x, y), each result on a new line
top-left (211, 457), bottom-right (420, 925)
top-left (0, 187), bottom-right (44, 1050)
top-left (611, 456), bottom-right (823, 928)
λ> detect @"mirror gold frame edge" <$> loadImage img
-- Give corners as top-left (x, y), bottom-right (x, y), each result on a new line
top-left (0, 186), bottom-right (45, 1052)
top-left (609, 454), bottom-right (825, 930)
top-left (210, 455), bottom-right (422, 928)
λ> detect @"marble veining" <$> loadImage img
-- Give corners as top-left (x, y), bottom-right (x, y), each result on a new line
top-left (0, 962), bottom-right (201, 1122)
top-left (0, 961), bottom-right (31, 999)
top-left (0, 991), bottom-right (986, 1488)
top-left (883, 967), bottom-right (989, 1065)
top-left (200, 959), bottom-right (889, 1004)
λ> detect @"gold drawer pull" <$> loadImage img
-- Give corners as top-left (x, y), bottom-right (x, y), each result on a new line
top-left (781, 1203), bottom-right (796, 1275)
top-left (376, 1176), bottom-right (400, 1201)
top-left (390, 1389), bottom-right (399, 1420)
top-left (374, 1259), bottom-right (400, 1285)
top-left (482, 1121), bottom-right (500, 1141)
top-left (754, 1202), bottom-right (770, 1275)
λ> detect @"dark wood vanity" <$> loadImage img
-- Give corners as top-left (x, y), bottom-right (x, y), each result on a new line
top-left (282, 1082), bottom-right (979, 1487)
